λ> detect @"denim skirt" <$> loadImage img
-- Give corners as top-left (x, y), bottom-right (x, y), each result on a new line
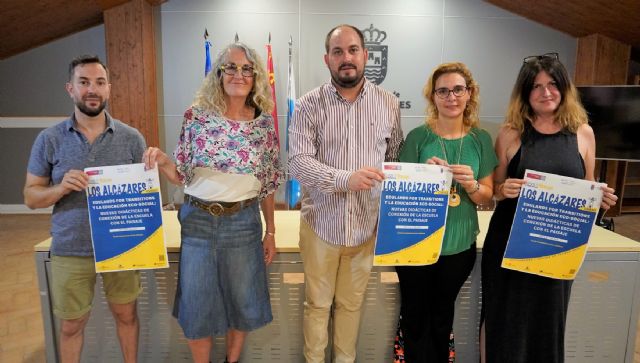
top-left (173, 200), bottom-right (273, 338)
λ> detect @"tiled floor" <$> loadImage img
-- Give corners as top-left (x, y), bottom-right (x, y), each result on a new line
top-left (0, 214), bottom-right (50, 362)
top-left (1, 212), bottom-right (639, 362)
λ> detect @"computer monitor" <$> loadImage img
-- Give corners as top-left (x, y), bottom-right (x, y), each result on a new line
top-left (577, 86), bottom-right (640, 161)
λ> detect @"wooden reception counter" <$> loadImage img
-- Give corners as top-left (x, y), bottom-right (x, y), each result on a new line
top-left (35, 211), bottom-right (640, 362)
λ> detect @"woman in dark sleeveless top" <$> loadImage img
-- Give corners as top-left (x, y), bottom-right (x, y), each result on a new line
top-left (480, 53), bottom-right (618, 363)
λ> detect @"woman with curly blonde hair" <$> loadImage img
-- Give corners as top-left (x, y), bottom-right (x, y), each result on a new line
top-left (395, 62), bottom-right (497, 362)
top-left (193, 42), bottom-right (274, 116)
top-left (143, 42), bottom-right (283, 363)
top-left (480, 53), bottom-right (617, 363)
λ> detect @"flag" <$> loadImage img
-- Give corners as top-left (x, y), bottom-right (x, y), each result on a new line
top-left (266, 34), bottom-right (280, 148)
top-left (285, 36), bottom-right (301, 209)
top-left (204, 29), bottom-right (212, 76)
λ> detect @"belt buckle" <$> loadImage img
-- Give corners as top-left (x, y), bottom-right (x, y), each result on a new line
top-left (207, 202), bottom-right (225, 216)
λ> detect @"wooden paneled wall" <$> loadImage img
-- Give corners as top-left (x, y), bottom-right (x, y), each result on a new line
top-left (104, 0), bottom-right (159, 147)
top-left (575, 34), bottom-right (631, 86)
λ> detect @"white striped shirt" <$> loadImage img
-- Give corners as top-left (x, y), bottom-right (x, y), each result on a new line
top-left (289, 79), bottom-right (403, 246)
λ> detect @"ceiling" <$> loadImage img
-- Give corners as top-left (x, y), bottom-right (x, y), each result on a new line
top-left (0, 0), bottom-right (638, 60)
top-left (0, 0), bottom-right (162, 60)
top-left (486, 0), bottom-right (640, 48)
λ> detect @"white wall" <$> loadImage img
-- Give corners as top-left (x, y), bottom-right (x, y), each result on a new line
top-left (158, 0), bottom-right (576, 142)
top-left (0, 0), bottom-right (577, 206)
top-left (157, 0), bottom-right (576, 202)
top-left (0, 25), bottom-right (106, 117)
top-left (0, 26), bottom-right (106, 208)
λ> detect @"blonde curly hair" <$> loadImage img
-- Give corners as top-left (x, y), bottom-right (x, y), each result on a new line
top-left (504, 55), bottom-right (587, 134)
top-left (193, 42), bottom-right (274, 115)
top-left (423, 62), bottom-right (480, 129)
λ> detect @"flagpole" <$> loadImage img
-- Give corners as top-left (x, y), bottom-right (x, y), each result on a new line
top-left (266, 32), bottom-right (280, 148)
top-left (204, 28), bottom-right (212, 76)
top-left (286, 35), bottom-right (293, 155)
top-left (286, 35), bottom-right (301, 209)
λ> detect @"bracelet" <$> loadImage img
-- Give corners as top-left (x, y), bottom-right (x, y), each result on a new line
top-left (467, 180), bottom-right (480, 195)
top-left (265, 231), bottom-right (275, 236)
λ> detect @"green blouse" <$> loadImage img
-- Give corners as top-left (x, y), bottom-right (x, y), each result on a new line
top-left (399, 124), bottom-right (498, 255)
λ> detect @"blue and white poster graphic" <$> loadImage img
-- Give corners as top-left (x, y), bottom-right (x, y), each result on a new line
top-left (374, 162), bottom-right (452, 266)
top-left (85, 163), bottom-right (168, 272)
top-left (502, 170), bottom-right (603, 279)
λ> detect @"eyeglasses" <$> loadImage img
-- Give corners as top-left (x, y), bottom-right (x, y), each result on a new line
top-left (220, 63), bottom-right (255, 77)
top-left (434, 85), bottom-right (468, 99)
top-left (523, 52), bottom-right (559, 64)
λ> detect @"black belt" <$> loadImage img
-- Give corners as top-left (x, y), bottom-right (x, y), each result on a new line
top-left (186, 195), bottom-right (258, 216)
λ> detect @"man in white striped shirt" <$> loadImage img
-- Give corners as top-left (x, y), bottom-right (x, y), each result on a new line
top-left (289, 24), bottom-right (403, 363)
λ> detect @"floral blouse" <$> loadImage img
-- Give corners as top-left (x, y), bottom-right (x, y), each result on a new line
top-left (174, 106), bottom-right (284, 200)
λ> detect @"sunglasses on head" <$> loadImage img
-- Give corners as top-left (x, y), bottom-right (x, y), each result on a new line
top-left (523, 52), bottom-right (559, 64)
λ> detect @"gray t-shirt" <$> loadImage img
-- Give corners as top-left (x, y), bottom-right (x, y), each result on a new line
top-left (27, 113), bottom-right (146, 256)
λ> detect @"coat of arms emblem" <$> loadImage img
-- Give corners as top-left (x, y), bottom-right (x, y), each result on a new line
top-left (362, 24), bottom-right (388, 85)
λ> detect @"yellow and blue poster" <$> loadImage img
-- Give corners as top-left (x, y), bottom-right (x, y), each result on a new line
top-left (85, 163), bottom-right (169, 273)
top-left (502, 170), bottom-right (603, 280)
top-left (374, 162), bottom-right (452, 266)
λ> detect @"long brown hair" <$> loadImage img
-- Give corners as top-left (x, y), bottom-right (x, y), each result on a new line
top-left (504, 55), bottom-right (587, 134)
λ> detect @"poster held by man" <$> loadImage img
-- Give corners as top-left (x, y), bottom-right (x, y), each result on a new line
top-left (86, 163), bottom-right (168, 273)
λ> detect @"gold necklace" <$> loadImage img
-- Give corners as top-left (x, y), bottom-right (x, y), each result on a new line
top-left (436, 123), bottom-right (464, 207)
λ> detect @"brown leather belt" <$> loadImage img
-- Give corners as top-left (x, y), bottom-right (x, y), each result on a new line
top-left (186, 195), bottom-right (258, 216)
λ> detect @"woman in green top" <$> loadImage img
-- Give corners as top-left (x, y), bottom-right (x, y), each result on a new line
top-left (395, 62), bottom-right (498, 362)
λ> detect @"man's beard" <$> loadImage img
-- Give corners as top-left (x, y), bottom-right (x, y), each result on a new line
top-left (330, 63), bottom-right (364, 88)
top-left (76, 97), bottom-right (107, 117)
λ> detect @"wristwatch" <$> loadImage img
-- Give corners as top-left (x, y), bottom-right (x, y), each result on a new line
top-left (468, 180), bottom-right (480, 195)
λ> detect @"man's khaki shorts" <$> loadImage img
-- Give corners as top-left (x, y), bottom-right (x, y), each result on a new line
top-left (50, 255), bottom-right (142, 320)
